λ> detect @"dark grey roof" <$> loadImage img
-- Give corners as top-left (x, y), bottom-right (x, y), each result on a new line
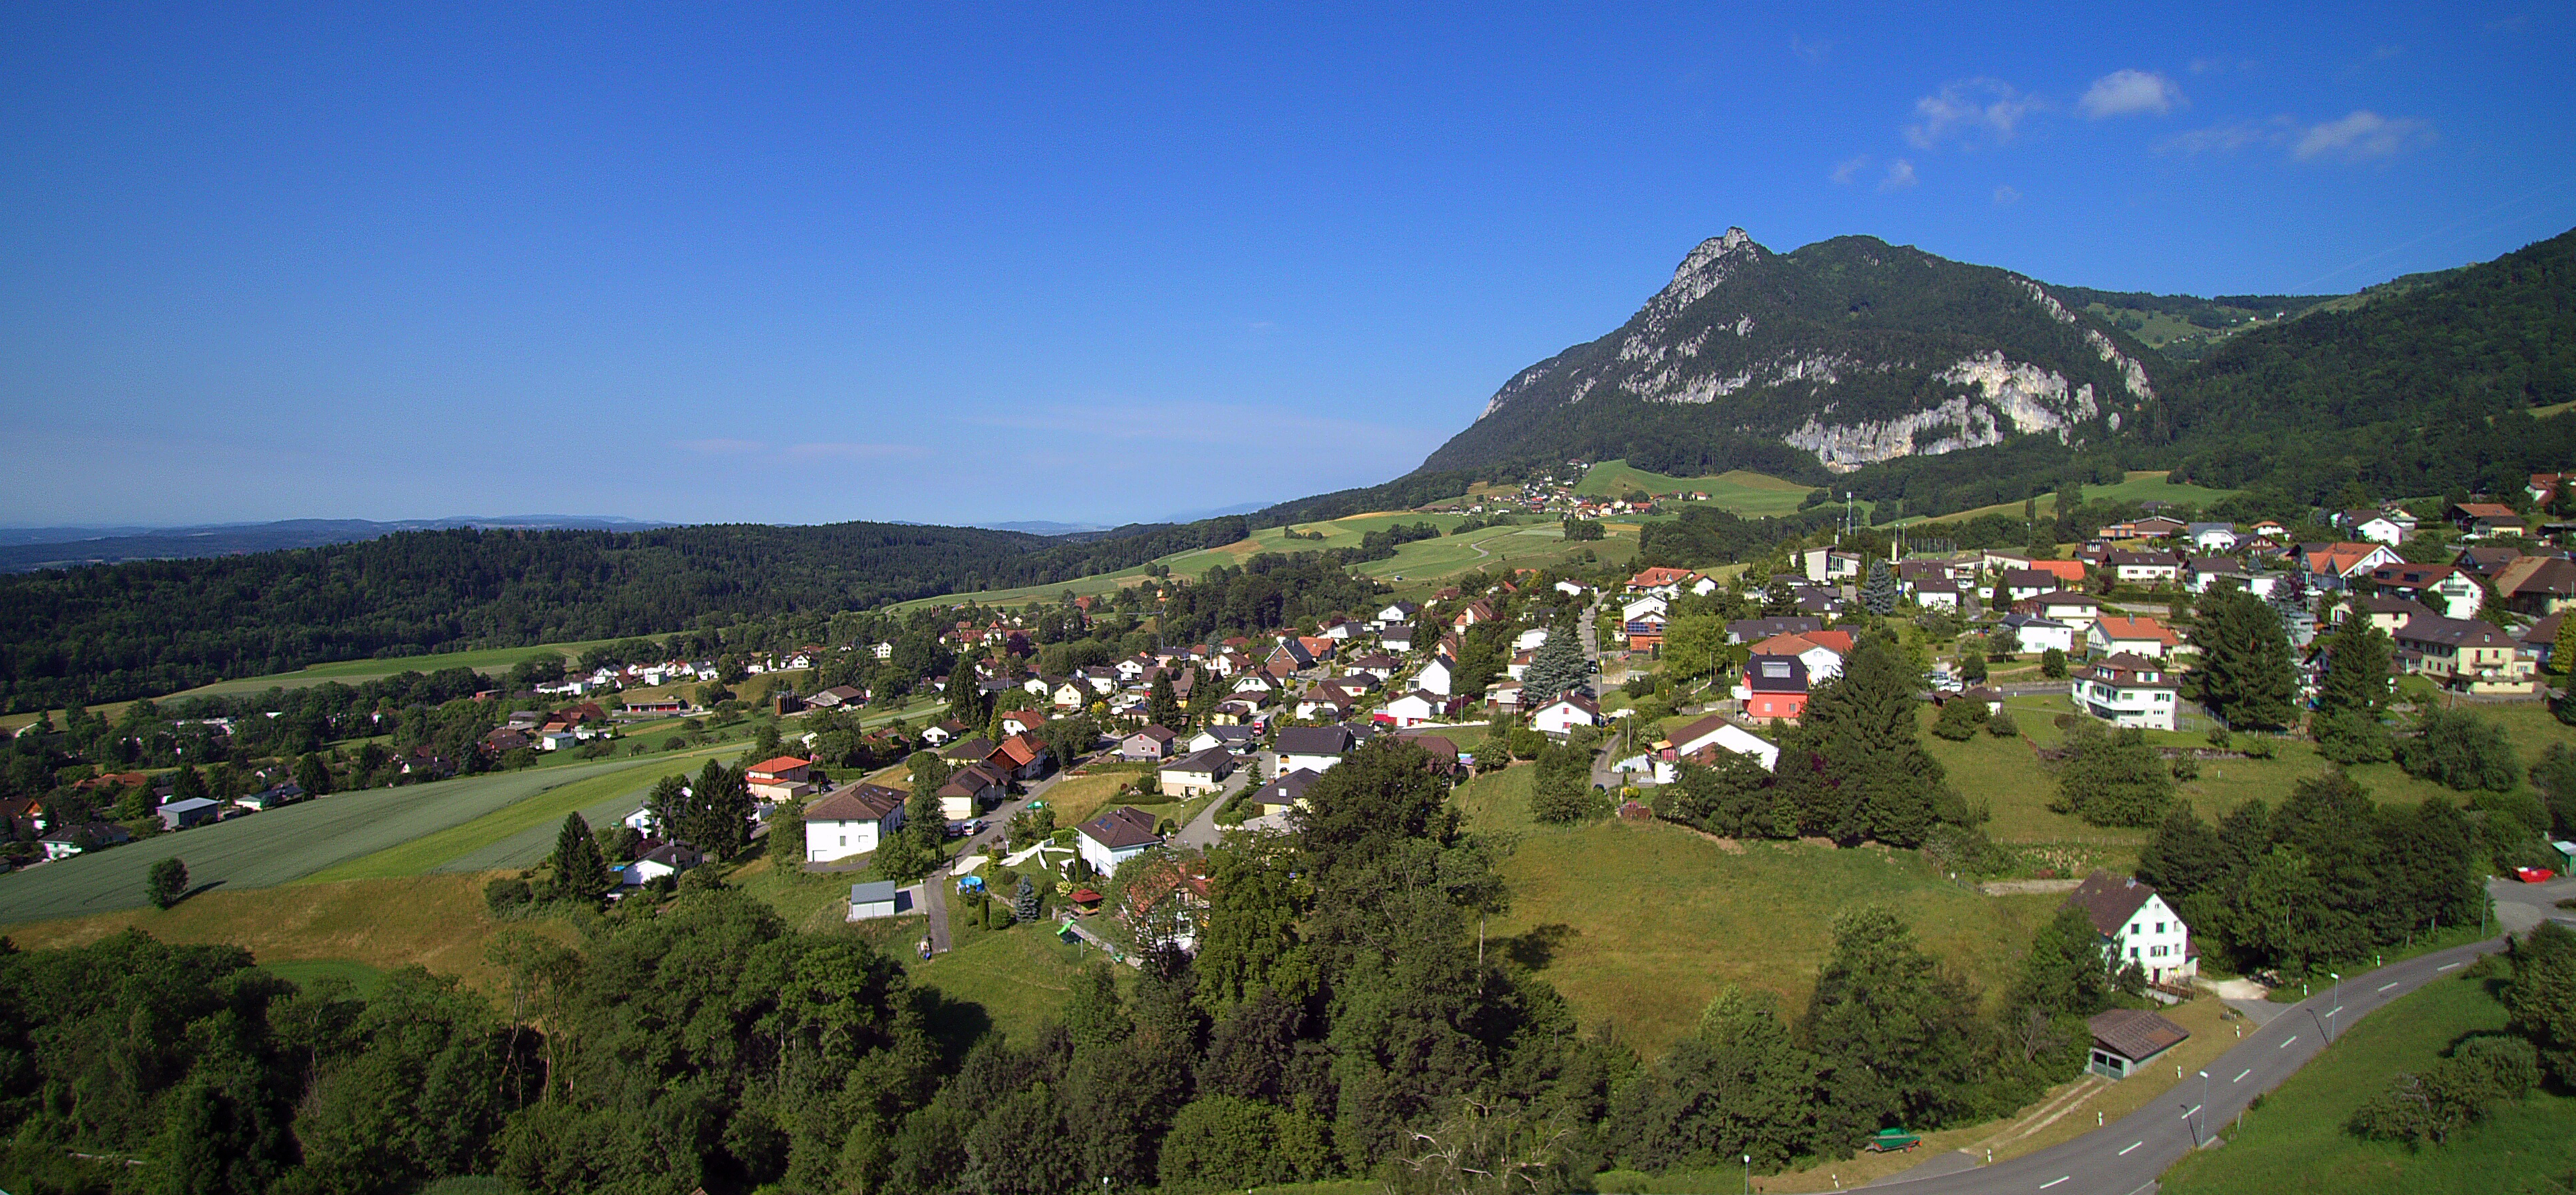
top-left (2088, 1009), bottom-right (2189, 1063)
top-left (849, 880), bottom-right (900, 904)
top-left (1275, 726), bottom-right (1354, 756)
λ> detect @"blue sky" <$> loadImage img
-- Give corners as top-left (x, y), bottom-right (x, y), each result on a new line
top-left (3, 3), bottom-right (2570, 529)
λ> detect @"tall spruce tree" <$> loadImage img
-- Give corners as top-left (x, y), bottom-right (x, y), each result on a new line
top-left (1147, 670), bottom-right (1184, 733)
top-left (549, 811), bottom-right (613, 902)
top-left (1781, 632), bottom-right (1949, 845)
top-left (1862, 558), bottom-right (1898, 616)
top-left (2315, 603), bottom-right (2396, 762)
top-left (1519, 629), bottom-right (1590, 707)
top-left (2188, 585), bottom-right (2298, 731)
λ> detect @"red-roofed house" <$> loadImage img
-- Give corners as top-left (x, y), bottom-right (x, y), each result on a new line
top-left (2085, 615), bottom-right (2181, 659)
top-left (745, 756), bottom-right (816, 801)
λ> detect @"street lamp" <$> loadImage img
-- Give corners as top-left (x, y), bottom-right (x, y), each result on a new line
top-left (2328, 972), bottom-right (2342, 1040)
top-left (1744, 1153), bottom-right (1752, 1195)
top-left (2195, 1069), bottom-right (2210, 1144)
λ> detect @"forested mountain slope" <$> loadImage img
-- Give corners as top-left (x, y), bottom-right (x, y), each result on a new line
top-left (0, 517), bottom-right (1253, 711)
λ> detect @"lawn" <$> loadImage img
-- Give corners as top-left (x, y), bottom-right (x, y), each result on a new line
top-left (1044, 772), bottom-right (1172, 828)
top-left (0, 872), bottom-right (550, 991)
top-left (1454, 764), bottom-right (2063, 1060)
top-left (1919, 470), bottom-right (2241, 524)
top-left (1574, 460), bottom-right (1830, 519)
top-left (912, 918), bottom-right (1124, 1045)
top-left (2159, 970), bottom-right (2576, 1194)
top-left (0, 752), bottom-right (738, 924)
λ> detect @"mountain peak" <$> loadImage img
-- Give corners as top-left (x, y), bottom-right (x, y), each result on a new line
top-left (1672, 227), bottom-right (1756, 284)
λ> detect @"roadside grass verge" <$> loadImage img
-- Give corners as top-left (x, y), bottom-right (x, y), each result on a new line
top-left (2159, 970), bottom-right (2576, 1194)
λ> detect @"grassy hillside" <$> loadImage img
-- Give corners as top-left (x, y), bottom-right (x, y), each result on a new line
top-left (0, 746), bottom-right (743, 924)
top-left (1915, 470), bottom-right (2240, 525)
top-left (2159, 970), bottom-right (2575, 1194)
top-left (1454, 764), bottom-right (2059, 1059)
top-left (1575, 460), bottom-right (1830, 518)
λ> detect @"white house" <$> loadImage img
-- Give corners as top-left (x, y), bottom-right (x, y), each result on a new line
top-left (1621, 595), bottom-right (1669, 624)
top-left (2184, 523), bottom-right (2240, 553)
top-left (1416, 653), bottom-right (1459, 697)
top-left (2086, 615), bottom-right (2181, 660)
top-left (1997, 613), bottom-right (2076, 655)
top-left (1620, 713), bottom-right (1781, 783)
top-left (622, 841), bottom-right (703, 886)
top-left (1529, 693), bottom-right (1603, 735)
top-left (1274, 725), bottom-right (1355, 774)
top-left (1075, 806), bottom-right (1162, 878)
top-left (2030, 591), bottom-right (2106, 628)
top-left (1375, 601), bottom-right (1421, 626)
top-left (1554, 580), bottom-right (1589, 598)
top-left (2070, 653), bottom-right (2180, 732)
top-left (2066, 870), bottom-right (2196, 984)
top-left (802, 783), bottom-right (906, 864)
top-left (1513, 627), bottom-right (1550, 652)
top-left (1380, 689), bottom-right (1458, 729)
top-left (1157, 748), bottom-right (1236, 798)
top-left (847, 879), bottom-right (901, 920)
top-left (2347, 515), bottom-right (2406, 546)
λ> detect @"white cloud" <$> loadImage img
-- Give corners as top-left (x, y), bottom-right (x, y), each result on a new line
top-left (1830, 155), bottom-right (1870, 184)
top-left (1879, 159), bottom-right (1919, 191)
top-left (1993, 185), bottom-right (2022, 205)
top-left (2292, 110), bottom-right (2433, 161)
top-left (2079, 69), bottom-right (2184, 118)
top-left (1906, 78), bottom-right (2039, 149)
top-left (2154, 119), bottom-right (2282, 155)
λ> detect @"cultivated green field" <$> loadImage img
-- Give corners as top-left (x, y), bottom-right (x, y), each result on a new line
top-left (1574, 460), bottom-right (1830, 518)
top-left (1455, 764), bottom-right (2060, 1059)
top-left (1920, 470), bottom-right (2242, 524)
top-left (2159, 970), bottom-right (2576, 1194)
top-left (167, 638), bottom-right (639, 699)
top-left (0, 749), bottom-right (738, 924)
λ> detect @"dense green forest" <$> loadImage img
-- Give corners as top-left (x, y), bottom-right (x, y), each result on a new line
top-left (0, 515), bottom-right (1264, 712)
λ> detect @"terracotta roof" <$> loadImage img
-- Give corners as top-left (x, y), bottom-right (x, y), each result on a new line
top-left (2088, 1008), bottom-right (2190, 1063)
top-left (806, 783), bottom-right (903, 824)
top-left (746, 755), bottom-right (811, 776)
top-left (2062, 869), bottom-right (2158, 936)
top-left (2092, 615), bottom-right (2179, 646)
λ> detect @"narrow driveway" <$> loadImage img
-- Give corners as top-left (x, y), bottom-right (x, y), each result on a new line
top-left (921, 749), bottom-right (1095, 955)
top-left (1174, 766), bottom-right (1255, 850)
top-left (1875, 937), bottom-right (2506, 1194)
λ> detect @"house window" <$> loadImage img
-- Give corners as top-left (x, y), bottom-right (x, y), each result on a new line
top-left (2131, 946), bottom-right (2141, 958)
top-left (2155, 922), bottom-right (2165, 933)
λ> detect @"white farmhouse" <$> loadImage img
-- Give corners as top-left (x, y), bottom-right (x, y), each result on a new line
top-left (801, 783), bottom-right (906, 864)
top-left (2070, 653), bottom-right (2180, 733)
top-left (2065, 870), bottom-right (2196, 985)
top-left (1075, 806), bottom-right (1162, 878)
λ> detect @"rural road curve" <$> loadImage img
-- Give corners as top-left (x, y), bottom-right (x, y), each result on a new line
top-left (1867, 935), bottom-right (2509, 1194)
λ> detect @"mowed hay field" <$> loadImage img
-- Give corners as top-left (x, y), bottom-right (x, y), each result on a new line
top-left (2159, 972), bottom-right (2576, 1194)
top-left (1574, 460), bottom-right (1826, 518)
top-left (1456, 766), bottom-right (2061, 1059)
top-left (0, 873), bottom-right (555, 991)
top-left (1918, 470), bottom-right (2240, 524)
top-left (0, 749), bottom-right (737, 924)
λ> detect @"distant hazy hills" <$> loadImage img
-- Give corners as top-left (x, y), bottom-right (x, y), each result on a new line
top-left (0, 515), bottom-right (668, 572)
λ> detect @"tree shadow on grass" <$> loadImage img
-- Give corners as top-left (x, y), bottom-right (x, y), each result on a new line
top-left (1503, 922), bottom-right (1579, 970)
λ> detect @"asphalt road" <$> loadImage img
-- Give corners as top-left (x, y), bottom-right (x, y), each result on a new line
top-left (1875, 936), bottom-right (2509, 1195)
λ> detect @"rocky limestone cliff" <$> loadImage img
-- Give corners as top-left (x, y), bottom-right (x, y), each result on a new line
top-left (1427, 229), bottom-right (2163, 476)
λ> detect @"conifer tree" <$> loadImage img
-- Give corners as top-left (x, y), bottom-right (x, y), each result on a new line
top-left (549, 811), bottom-right (613, 902)
top-left (1862, 559), bottom-right (1898, 616)
top-left (2554, 614), bottom-right (2576, 677)
top-left (1783, 632), bottom-right (1949, 845)
top-left (2315, 602), bottom-right (2396, 762)
top-left (1147, 670), bottom-right (1185, 732)
top-left (1519, 630), bottom-right (1590, 707)
top-left (2188, 585), bottom-right (2297, 731)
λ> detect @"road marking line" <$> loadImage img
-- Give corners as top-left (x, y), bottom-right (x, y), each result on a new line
top-left (2437, 962), bottom-right (2461, 972)
top-left (2118, 1140), bottom-right (2142, 1155)
top-left (2279, 1036), bottom-right (2298, 1048)
top-left (2327, 1005), bottom-right (2344, 1017)
top-left (2233, 1069), bottom-right (2250, 1083)
top-left (2377, 982), bottom-right (2398, 992)
top-left (2040, 1178), bottom-right (2070, 1190)
top-left (2181, 1104), bottom-right (2201, 1120)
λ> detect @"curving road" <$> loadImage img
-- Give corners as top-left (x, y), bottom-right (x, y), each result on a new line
top-left (1872, 935), bottom-right (2508, 1194)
